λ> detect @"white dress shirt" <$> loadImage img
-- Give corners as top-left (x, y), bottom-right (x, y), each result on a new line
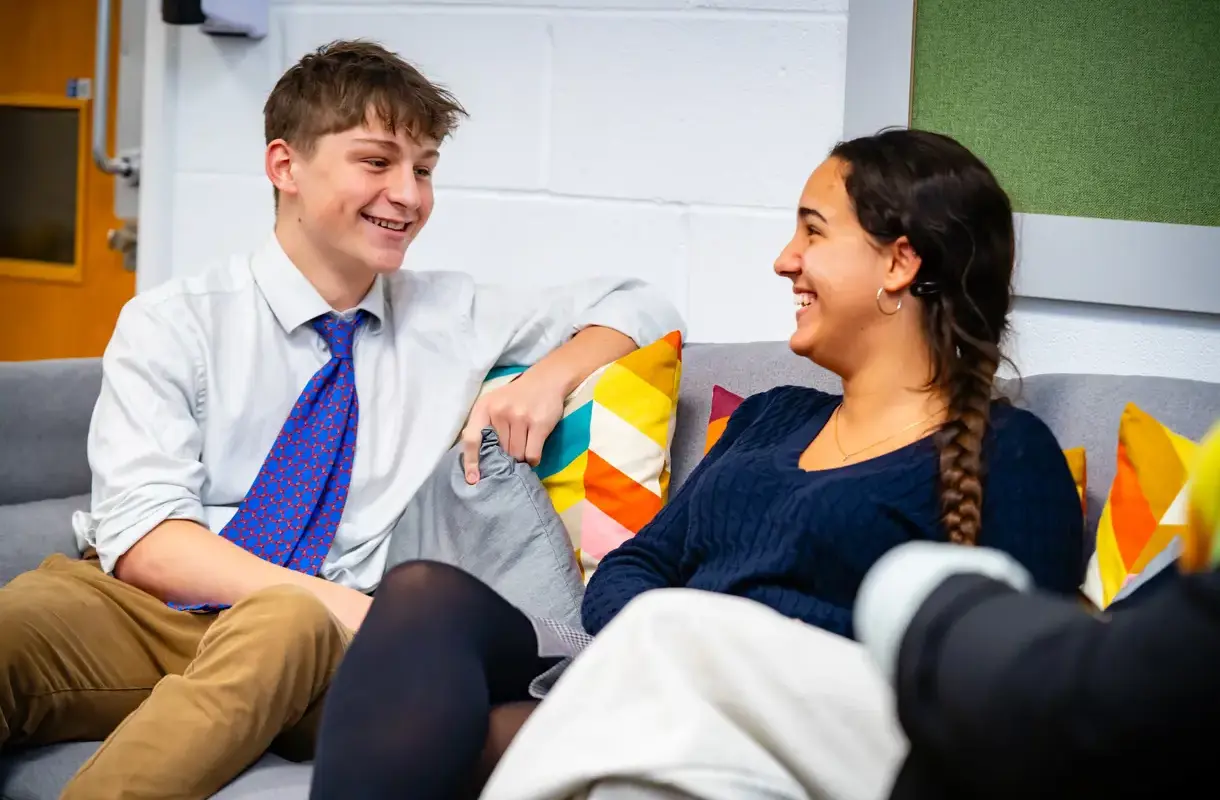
top-left (72, 233), bottom-right (684, 593)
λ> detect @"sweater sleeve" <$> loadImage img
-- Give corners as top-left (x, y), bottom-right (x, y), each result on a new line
top-left (977, 407), bottom-right (1085, 594)
top-left (581, 390), bottom-right (774, 635)
top-left (893, 567), bottom-right (1220, 799)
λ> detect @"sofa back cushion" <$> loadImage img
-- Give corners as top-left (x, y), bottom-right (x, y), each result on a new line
top-left (672, 343), bottom-right (1220, 559)
top-left (0, 358), bottom-right (101, 506)
top-left (1005, 373), bottom-right (1220, 540)
top-left (0, 495), bottom-right (88, 586)
top-left (6, 349), bottom-right (1219, 573)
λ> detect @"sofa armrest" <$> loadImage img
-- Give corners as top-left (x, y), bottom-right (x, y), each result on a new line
top-left (0, 358), bottom-right (101, 505)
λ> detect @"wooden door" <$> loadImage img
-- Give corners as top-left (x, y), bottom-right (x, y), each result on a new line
top-left (0, 0), bottom-right (136, 361)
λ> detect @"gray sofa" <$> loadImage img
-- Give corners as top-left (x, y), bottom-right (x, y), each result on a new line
top-left (3, 343), bottom-right (1219, 799)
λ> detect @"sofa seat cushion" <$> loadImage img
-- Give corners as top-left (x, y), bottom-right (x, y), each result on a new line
top-left (0, 494), bottom-right (87, 587)
top-left (212, 755), bottom-right (313, 799)
top-left (0, 743), bottom-right (312, 799)
top-left (0, 742), bottom-right (96, 800)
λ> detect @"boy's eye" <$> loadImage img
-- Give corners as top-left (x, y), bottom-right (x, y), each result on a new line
top-left (366, 159), bottom-right (389, 169)
top-left (805, 224), bottom-right (822, 237)
top-left (415, 167), bottom-right (433, 178)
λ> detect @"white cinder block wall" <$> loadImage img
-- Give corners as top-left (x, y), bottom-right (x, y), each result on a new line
top-left (138, 0), bottom-right (1220, 382)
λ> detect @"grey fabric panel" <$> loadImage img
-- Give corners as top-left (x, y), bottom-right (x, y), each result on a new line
top-left (383, 428), bottom-right (585, 627)
top-left (0, 359), bottom-right (100, 506)
top-left (0, 494), bottom-right (87, 587)
top-left (1002, 373), bottom-right (1220, 546)
top-left (673, 343), bottom-right (841, 488)
top-left (0, 746), bottom-right (311, 800)
top-left (0, 742), bottom-right (95, 800)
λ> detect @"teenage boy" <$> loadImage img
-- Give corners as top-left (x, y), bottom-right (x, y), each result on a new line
top-left (0, 39), bottom-right (682, 799)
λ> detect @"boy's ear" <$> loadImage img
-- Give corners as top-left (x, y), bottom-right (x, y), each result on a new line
top-left (265, 139), bottom-right (298, 200)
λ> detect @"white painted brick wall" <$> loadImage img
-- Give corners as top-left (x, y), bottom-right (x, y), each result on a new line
top-left (140, 0), bottom-right (1220, 382)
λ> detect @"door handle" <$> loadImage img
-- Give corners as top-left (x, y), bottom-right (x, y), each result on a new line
top-left (107, 222), bottom-right (138, 272)
top-left (93, 0), bottom-right (140, 184)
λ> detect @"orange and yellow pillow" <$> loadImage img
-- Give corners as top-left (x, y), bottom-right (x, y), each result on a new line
top-left (1062, 446), bottom-right (1088, 520)
top-left (478, 332), bottom-right (684, 582)
top-left (1185, 419), bottom-right (1220, 572)
top-left (1082, 403), bottom-right (1199, 609)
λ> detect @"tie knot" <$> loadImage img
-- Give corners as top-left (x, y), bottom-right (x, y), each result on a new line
top-left (312, 311), bottom-right (366, 360)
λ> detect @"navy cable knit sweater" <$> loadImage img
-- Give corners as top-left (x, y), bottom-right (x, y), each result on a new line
top-left (581, 386), bottom-right (1084, 638)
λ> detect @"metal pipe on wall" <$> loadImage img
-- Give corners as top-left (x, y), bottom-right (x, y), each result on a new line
top-left (93, 0), bottom-right (140, 182)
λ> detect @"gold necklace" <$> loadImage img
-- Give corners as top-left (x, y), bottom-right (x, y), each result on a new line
top-left (832, 404), bottom-right (942, 463)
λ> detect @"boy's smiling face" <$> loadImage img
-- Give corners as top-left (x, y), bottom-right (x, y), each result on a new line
top-left (270, 110), bottom-right (440, 276)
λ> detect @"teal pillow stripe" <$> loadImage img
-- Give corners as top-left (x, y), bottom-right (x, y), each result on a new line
top-left (486, 364), bottom-right (529, 382)
top-left (476, 364), bottom-right (592, 481)
top-left (535, 402), bottom-right (593, 480)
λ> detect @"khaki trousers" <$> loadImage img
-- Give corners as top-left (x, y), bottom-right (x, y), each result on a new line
top-left (0, 554), bottom-right (352, 799)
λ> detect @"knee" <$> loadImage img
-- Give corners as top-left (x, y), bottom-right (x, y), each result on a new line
top-left (0, 599), bottom-right (63, 727)
top-left (223, 585), bottom-right (345, 658)
top-left (381, 559), bottom-right (475, 594)
top-left (608, 588), bottom-right (722, 640)
top-left (372, 561), bottom-right (504, 632)
top-left (0, 603), bottom-right (40, 674)
top-left (0, 588), bottom-right (64, 674)
top-left (617, 587), bottom-right (707, 622)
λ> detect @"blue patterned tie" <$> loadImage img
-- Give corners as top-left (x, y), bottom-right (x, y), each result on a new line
top-left (171, 312), bottom-right (366, 612)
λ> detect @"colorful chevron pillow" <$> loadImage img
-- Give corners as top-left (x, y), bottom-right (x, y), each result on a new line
top-left (1185, 419), bottom-right (1220, 572)
top-left (479, 331), bottom-right (683, 582)
top-left (1062, 446), bottom-right (1089, 520)
top-left (1082, 403), bottom-right (1199, 609)
top-left (705, 385), bottom-right (746, 454)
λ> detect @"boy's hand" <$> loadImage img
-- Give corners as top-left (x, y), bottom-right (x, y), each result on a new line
top-left (461, 373), bottom-right (565, 484)
top-left (461, 325), bottom-right (638, 484)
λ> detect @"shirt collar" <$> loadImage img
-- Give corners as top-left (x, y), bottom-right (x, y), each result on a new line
top-left (251, 233), bottom-right (388, 335)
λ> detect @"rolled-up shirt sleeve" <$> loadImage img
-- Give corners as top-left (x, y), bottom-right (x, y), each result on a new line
top-left (475, 277), bottom-right (686, 367)
top-left (72, 299), bottom-right (208, 574)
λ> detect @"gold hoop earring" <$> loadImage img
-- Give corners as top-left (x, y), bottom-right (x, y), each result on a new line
top-left (876, 286), bottom-right (902, 316)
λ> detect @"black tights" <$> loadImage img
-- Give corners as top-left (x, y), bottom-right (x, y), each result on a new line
top-left (309, 561), bottom-right (558, 800)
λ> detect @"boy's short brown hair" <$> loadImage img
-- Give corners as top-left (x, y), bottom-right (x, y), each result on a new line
top-left (264, 40), bottom-right (467, 199)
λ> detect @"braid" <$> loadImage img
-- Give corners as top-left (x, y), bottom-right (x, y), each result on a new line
top-left (931, 296), bottom-right (1000, 546)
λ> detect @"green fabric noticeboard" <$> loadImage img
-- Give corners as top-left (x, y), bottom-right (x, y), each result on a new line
top-left (911, 0), bottom-right (1220, 228)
